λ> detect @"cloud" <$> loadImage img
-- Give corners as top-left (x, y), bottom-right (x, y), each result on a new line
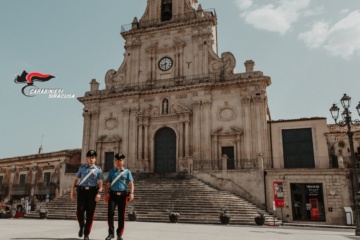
top-left (234, 0), bottom-right (253, 10)
top-left (235, 0), bottom-right (311, 35)
top-left (299, 10), bottom-right (360, 59)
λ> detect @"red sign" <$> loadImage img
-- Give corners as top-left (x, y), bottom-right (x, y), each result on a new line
top-left (273, 181), bottom-right (284, 208)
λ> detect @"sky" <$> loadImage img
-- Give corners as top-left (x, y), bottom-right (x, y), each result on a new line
top-left (1, 0), bottom-right (360, 159)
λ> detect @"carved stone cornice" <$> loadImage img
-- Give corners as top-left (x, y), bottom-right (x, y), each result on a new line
top-left (211, 126), bottom-right (243, 136)
top-left (122, 108), bottom-right (130, 114)
top-left (43, 165), bottom-right (55, 170)
top-left (241, 97), bottom-right (251, 104)
top-left (192, 102), bottom-right (201, 110)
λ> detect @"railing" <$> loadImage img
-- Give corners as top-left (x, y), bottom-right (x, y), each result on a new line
top-left (193, 159), bottom-right (258, 172)
top-left (263, 156), bottom-right (341, 169)
top-left (121, 8), bottom-right (216, 32)
top-left (0, 184), bottom-right (9, 195)
top-left (193, 156), bottom-right (346, 171)
top-left (34, 183), bottom-right (57, 195)
top-left (10, 184), bottom-right (32, 196)
top-left (65, 163), bottom-right (82, 173)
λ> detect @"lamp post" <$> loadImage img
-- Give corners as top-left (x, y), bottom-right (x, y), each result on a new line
top-left (330, 93), bottom-right (360, 235)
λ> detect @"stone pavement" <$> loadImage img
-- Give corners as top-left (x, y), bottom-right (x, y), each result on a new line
top-left (0, 218), bottom-right (357, 240)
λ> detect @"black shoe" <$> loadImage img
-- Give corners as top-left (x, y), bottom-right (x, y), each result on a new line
top-left (117, 236), bottom-right (123, 240)
top-left (105, 234), bottom-right (114, 240)
top-left (78, 227), bottom-right (84, 238)
top-left (84, 236), bottom-right (89, 240)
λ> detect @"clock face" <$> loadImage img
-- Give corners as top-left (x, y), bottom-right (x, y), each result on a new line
top-left (158, 57), bottom-right (173, 71)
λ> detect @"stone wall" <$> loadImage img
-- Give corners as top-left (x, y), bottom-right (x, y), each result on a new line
top-left (194, 170), bottom-right (265, 208)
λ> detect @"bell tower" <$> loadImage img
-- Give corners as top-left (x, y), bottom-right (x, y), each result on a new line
top-left (105, 0), bottom-right (228, 89)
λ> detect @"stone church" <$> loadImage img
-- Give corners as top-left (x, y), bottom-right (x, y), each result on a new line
top-left (78, 0), bottom-right (271, 174)
top-left (1, 0), bottom-right (358, 226)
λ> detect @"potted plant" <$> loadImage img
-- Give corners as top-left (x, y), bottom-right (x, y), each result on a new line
top-left (39, 206), bottom-right (48, 219)
top-left (255, 211), bottom-right (265, 226)
top-left (220, 207), bottom-right (230, 224)
top-left (127, 205), bottom-right (137, 221)
top-left (167, 205), bottom-right (180, 223)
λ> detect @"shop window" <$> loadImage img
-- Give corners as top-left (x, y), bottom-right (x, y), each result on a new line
top-left (282, 128), bottom-right (315, 168)
top-left (290, 183), bottom-right (325, 221)
top-left (0, 176), bottom-right (3, 186)
top-left (105, 152), bottom-right (115, 172)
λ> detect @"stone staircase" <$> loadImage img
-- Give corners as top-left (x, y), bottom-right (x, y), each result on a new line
top-left (25, 173), bottom-right (281, 225)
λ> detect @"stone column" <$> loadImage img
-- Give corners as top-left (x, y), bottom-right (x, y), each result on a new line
top-left (202, 101), bottom-right (212, 161)
top-left (89, 110), bottom-right (99, 154)
top-left (242, 97), bottom-right (251, 159)
top-left (9, 168), bottom-right (16, 199)
top-left (213, 135), bottom-right (219, 170)
top-left (236, 134), bottom-right (241, 169)
top-left (30, 165), bottom-right (37, 198)
top-left (138, 117), bottom-right (144, 160)
top-left (143, 117), bottom-right (150, 171)
top-left (82, 111), bottom-right (91, 163)
top-left (184, 114), bottom-right (190, 157)
top-left (258, 153), bottom-right (264, 170)
top-left (122, 108), bottom-right (130, 157)
top-left (178, 119), bottom-right (184, 158)
top-left (192, 102), bottom-right (201, 160)
top-left (129, 108), bottom-right (138, 168)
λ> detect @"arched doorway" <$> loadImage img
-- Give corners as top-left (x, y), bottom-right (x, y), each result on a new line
top-left (154, 127), bottom-right (176, 173)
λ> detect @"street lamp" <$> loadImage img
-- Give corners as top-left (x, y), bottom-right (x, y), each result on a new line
top-left (330, 94), bottom-right (360, 235)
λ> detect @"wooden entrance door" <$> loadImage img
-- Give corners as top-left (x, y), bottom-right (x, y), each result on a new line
top-left (155, 127), bottom-right (176, 173)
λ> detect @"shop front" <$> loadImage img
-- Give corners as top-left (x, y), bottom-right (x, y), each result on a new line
top-left (291, 183), bottom-right (326, 221)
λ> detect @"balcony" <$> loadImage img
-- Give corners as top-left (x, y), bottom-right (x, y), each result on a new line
top-left (10, 184), bottom-right (32, 196)
top-left (34, 183), bottom-right (57, 196)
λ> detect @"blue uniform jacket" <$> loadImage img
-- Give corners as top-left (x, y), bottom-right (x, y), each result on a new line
top-left (76, 164), bottom-right (104, 187)
top-left (106, 167), bottom-right (134, 192)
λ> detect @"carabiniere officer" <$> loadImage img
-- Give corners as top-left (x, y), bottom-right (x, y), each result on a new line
top-left (71, 150), bottom-right (104, 240)
top-left (104, 153), bottom-right (134, 240)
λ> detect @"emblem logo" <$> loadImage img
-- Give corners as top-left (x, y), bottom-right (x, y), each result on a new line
top-left (14, 70), bottom-right (55, 97)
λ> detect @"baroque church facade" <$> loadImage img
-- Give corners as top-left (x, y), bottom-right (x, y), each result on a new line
top-left (78, 0), bottom-right (271, 174)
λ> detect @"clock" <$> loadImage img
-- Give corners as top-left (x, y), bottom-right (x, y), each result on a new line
top-left (158, 57), bottom-right (173, 71)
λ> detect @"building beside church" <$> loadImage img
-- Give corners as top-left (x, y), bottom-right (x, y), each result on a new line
top-left (0, 149), bottom-right (81, 205)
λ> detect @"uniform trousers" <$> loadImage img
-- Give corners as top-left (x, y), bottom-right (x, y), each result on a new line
top-left (76, 187), bottom-right (98, 236)
top-left (107, 192), bottom-right (128, 237)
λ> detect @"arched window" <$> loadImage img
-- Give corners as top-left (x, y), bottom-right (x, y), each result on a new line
top-left (161, 0), bottom-right (172, 21)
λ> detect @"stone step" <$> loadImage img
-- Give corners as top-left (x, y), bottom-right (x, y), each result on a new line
top-left (25, 174), bottom-right (281, 226)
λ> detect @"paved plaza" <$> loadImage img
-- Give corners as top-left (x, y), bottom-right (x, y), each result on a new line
top-left (0, 219), bottom-right (358, 240)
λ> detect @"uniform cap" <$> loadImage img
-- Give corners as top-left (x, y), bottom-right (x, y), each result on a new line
top-left (114, 153), bottom-right (125, 160)
top-left (86, 150), bottom-right (97, 157)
